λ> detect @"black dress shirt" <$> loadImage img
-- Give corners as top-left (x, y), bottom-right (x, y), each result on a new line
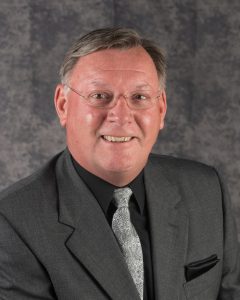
top-left (71, 154), bottom-right (154, 299)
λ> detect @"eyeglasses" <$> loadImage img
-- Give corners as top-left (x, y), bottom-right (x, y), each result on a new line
top-left (65, 84), bottom-right (161, 110)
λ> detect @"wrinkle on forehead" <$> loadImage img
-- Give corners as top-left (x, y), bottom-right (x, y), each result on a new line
top-left (91, 68), bottom-right (151, 73)
top-left (85, 60), bottom-right (155, 74)
top-left (76, 68), bottom-right (148, 78)
top-left (86, 79), bottom-right (154, 90)
top-left (89, 80), bottom-right (152, 88)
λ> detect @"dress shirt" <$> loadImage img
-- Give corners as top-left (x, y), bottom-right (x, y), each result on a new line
top-left (71, 153), bottom-right (154, 299)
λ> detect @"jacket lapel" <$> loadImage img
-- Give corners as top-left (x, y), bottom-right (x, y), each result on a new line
top-left (144, 158), bottom-right (189, 299)
top-left (55, 150), bottom-right (140, 300)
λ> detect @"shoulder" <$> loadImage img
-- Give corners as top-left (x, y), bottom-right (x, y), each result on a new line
top-left (149, 152), bottom-right (217, 174)
top-left (147, 154), bottom-right (226, 223)
top-left (148, 153), bottom-right (222, 193)
top-left (0, 151), bottom-right (62, 220)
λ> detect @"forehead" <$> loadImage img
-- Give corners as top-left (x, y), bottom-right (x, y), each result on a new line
top-left (69, 47), bottom-right (159, 87)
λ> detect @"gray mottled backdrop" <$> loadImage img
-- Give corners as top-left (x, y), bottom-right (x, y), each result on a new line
top-left (1, 1), bottom-right (240, 239)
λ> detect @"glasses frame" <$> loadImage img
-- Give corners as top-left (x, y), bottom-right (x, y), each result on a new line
top-left (64, 84), bottom-right (161, 110)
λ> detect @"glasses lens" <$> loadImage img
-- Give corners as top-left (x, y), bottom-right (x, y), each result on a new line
top-left (87, 92), bottom-right (113, 107)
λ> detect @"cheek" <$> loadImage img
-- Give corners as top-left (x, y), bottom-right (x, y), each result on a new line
top-left (68, 101), bottom-right (91, 124)
top-left (84, 112), bottom-right (95, 125)
top-left (83, 109), bottom-right (106, 130)
top-left (137, 112), bottom-right (161, 138)
top-left (68, 105), bottom-right (105, 138)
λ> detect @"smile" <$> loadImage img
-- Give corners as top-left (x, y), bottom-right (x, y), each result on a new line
top-left (102, 135), bottom-right (133, 143)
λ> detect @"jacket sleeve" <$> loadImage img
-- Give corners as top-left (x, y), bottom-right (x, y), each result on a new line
top-left (216, 170), bottom-right (240, 299)
top-left (0, 213), bottom-right (56, 300)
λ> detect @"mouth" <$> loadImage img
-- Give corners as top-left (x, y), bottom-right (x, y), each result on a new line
top-left (101, 135), bottom-right (134, 143)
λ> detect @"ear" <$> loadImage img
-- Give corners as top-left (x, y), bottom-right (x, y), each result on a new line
top-left (158, 89), bottom-right (167, 130)
top-left (54, 84), bottom-right (68, 127)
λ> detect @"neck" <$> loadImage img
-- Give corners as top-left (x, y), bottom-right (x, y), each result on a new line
top-left (94, 169), bottom-right (143, 187)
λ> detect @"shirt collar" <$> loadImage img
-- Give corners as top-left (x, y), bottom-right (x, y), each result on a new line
top-left (70, 150), bottom-right (145, 215)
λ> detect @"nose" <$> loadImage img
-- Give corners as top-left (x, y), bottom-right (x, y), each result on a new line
top-left (106, 95), bottom-right (133, 125)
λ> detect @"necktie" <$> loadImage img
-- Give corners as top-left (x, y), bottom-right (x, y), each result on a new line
top-left (112, 187), bottom-right (144, 300)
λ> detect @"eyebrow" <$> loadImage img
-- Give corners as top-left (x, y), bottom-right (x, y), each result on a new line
top-left (134, 84), bottom-right (152, 89)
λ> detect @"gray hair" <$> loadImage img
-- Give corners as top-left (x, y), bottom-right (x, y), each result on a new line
top-left (59, 28), bottom-right (166, 90)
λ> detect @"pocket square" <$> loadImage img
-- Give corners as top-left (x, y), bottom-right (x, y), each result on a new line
top-left (185, 254), bottom-right (220, 282)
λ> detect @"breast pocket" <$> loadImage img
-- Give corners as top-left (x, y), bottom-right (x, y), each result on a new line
top-left (183, 262), bottom-right (221, 300)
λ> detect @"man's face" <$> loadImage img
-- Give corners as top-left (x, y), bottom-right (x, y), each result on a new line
top-left (55, 47), bottom-right (167, 186)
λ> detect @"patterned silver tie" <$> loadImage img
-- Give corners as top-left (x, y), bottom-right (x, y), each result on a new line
top-left (112, 187), bottom-right (144, 300)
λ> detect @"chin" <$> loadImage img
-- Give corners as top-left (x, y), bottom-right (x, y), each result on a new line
top-left (98, 154), bottom-right (145, 176)
top-left (102, 160), bottom-right (133, 173)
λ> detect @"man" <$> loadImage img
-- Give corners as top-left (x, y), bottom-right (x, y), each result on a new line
top-left (0, 28), bottom-right (239, 300)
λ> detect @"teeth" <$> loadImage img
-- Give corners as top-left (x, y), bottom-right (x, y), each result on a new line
top-left (103, 136), bottom-right (132, 142)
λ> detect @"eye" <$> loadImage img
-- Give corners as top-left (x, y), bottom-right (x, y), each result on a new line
top-left (132, 94), bottom-right (148, 101)
top-left (90, 92), bottom-right (112, 101)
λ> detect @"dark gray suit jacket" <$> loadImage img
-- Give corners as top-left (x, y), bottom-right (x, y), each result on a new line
top-left (0, 149), bottom-right (239, 299)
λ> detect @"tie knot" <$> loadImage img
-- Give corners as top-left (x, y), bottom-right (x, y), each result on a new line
top-left (113, 187), bottom-right (133, 208)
